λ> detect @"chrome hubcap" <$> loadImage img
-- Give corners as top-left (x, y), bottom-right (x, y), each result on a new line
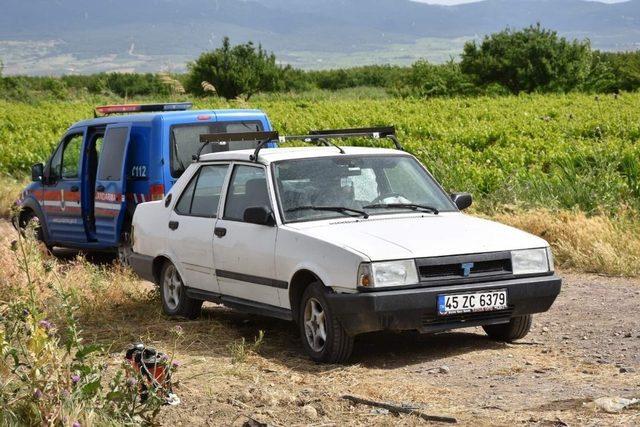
top-left (304, 298), bottom-right (327, 352)
top-left (163, 265), bottom-right (182, 311)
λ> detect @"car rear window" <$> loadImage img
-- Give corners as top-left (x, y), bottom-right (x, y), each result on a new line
top-left (170, 121), bottom-right (263, 178)
top-left (175, 164), bottom-right (229, 217)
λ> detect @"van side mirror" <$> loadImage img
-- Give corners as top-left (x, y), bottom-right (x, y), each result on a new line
top-left (451, 192), bottom-right (472, 210)
top-left (31, 163), bottom-right (44, 182)
top-left (243, 206), bottom-right (275, 226)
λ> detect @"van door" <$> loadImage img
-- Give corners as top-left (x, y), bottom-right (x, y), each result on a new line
top-left (42, 131), bottom-right (87, 244)
top-left (93, 124), bottom-right (132, 246)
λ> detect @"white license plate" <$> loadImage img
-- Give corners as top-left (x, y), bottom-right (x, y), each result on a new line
top-left (438, 289), bottom-right (508, 315)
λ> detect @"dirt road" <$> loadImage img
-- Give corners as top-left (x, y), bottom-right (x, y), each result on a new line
top-left (79, 270), bottom-right (640, 426)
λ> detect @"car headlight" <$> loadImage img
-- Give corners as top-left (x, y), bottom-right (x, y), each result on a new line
top-left (358, 260), bottom-right (419, 288)
top-left (511, 248), bottom-right (552, 275)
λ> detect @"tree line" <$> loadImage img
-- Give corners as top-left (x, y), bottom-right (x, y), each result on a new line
top-left (2, 26), bottom-right (640, 101)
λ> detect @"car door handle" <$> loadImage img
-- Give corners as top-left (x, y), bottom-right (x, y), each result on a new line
top-left (168, 221), bottom-right (179, 230)
top-left (96, 185), bottom-right (105, 192)
top-left (70, 185), bottom-right (79, 192)
top-left (214, 227), bottom-right (227, 238)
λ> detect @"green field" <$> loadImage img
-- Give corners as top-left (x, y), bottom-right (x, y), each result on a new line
top-left (2, 92), bottom-right (639, 214)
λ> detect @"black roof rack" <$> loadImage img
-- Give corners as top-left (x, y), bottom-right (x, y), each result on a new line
top-left (196, 131), bottom-right (279, 161)
top-left (280, 125), bottom-right (402, 149)
top-left (196, 126), bottom-right (403, 163)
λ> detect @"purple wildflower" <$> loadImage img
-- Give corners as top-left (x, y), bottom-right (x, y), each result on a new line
top-left (160, 354), bottom-right (169, 362)
top-left (171, 360), bottom-right (182, 368)
top-left (172, 325), bottom-right (184, 336)
top-left (126, 377), bottom-right (138, 387)
top-left (33, 389), bottom-right (42, 399)
top-left (38, 320), bottom-right (53, 331)
top-left (71, 374), bottom-right (80, 384)
top-left (72, 422), bottom-right (81, 427)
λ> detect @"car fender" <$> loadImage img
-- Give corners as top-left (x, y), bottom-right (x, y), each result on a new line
top-left (277, 227), bottom-right (369, 295)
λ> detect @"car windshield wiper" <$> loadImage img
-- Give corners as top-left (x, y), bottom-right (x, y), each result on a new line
top-left (362, 203), bottom-right (439, 215)
top-left (286, 205), bottom-right (369, 219)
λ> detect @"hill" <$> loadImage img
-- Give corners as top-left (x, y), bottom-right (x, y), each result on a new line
top-left (1, 0), bottom-right (639, 74)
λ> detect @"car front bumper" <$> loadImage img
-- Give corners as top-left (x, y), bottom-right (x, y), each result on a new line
top-left (325, 275), bottom-right (562, 335)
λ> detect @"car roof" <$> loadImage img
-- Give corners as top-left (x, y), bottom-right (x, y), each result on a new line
top-left (198, 146), bottom-right (410, 165)
top-left (70, 109), bottom-right (268, 128)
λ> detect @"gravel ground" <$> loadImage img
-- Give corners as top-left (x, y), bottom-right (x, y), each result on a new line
top-left (90, 271), bottom-right (638, 426)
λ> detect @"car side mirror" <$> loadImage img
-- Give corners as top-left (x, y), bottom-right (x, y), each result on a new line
top-left (451, 192), bottom-right (472, 210)
top-left (243, 206), bottom-right (275, 226)
top-left (31, 163), bottom-right (44, 182)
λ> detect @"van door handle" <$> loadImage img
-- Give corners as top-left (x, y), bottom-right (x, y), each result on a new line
top-left (70, 185), bottom-right (79, 192)
top-left (168, 221), bottom-right (179, 230)
top-left (214, 227), bottom-right (227, 238)
top-left (96, 185), bottom-right (105, 192)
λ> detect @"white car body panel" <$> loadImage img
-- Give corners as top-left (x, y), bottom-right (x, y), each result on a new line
top-left (286, 212), bottom-right (548, 261)
top-left (132, 146), bottom-right (552, 312)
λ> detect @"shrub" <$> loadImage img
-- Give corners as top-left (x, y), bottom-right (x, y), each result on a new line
top-left (186, 37), bottom-right (285, 99)
top-left (461, 25), bottom-right (592, 94)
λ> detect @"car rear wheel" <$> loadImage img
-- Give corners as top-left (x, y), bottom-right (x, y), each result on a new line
top-left (160, 262), bottom-right (202, 319)
top-left (483, 314), bottom-right (532, 342)
top-left (299, 281), bottom-right (354, 363)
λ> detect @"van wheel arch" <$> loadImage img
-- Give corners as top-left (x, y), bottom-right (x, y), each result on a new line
top-left (289, 269), bottom-right (325, 324)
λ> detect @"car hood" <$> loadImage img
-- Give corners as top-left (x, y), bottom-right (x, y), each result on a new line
top-left (286, 212), bottom-right (549, 261)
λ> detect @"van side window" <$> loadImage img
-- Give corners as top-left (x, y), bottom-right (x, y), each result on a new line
top-left (175, 165), bottom-right (228, 217)
top-left (48, 144), bottom-right (63, 181)
top-left (224, 165), bottom-right (269, 221)
top-left (62, 134), bottom-right (84, 179)
top-left (98, 127), bottom-right (129, 181)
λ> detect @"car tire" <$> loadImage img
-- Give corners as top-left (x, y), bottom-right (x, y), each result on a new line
top-left (298, 281), bottom-right (354, 363)
top-left (483, 315), bottom-right (532, 342)
top-left (159, 261), bottom-right (202, 319)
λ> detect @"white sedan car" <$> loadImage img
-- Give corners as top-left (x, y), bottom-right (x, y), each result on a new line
top-left (130, 145), bottom-right (561, 363)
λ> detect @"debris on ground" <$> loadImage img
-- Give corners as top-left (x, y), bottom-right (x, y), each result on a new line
top-left (342, 394), bottom-right (457, 424)
top-left (588, 397), bottom-right (639, 413)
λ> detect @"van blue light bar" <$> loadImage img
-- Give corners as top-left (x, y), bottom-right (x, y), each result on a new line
top-left (94, 102), bottom-right (193, 116)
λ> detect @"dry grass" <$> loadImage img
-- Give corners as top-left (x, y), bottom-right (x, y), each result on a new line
top-left (0, 176), bottom-right (26, 219)
top-left (493, 208), bottom-right (640, 277)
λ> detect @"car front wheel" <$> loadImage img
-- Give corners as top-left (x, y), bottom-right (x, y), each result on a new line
top-left (483, 314), bottom-right (532, 342)
top-left (299, 281), bottom-right (354, 363)
top-left (160, 262), bottom-right (202, 319)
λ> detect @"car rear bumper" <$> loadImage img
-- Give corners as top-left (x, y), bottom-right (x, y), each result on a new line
top-left (130, 252), bottom-right (156, 283)
top-left (325, 274), bottom-right (562, 336)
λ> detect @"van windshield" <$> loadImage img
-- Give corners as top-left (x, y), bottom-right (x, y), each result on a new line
top-left (274, 155), bottom-right (457, 223)
top-left (170, 120), bottom-right (263, 177)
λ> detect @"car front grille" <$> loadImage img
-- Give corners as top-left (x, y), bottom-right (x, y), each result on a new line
top-left (416, 251), bottom-right (513, 284)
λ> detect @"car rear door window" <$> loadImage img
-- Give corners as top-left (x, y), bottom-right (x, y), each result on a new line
top-left (224, 165), bottom-right (269, 221)
top-left (175, 164), bottom-right (228, 217)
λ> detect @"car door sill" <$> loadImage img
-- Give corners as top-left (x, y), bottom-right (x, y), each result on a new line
top-left (185, 287), bottom-right (292, 321)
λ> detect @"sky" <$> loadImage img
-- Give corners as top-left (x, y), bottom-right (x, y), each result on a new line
top-left (416, 0), bottom-right (628, 4)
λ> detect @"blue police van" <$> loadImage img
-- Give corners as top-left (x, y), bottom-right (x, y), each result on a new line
top-left (15, 102), bottom-right (274, 263)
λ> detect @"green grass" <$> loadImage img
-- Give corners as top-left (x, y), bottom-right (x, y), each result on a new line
top-left (2, 91), bottom-right (639, 214)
